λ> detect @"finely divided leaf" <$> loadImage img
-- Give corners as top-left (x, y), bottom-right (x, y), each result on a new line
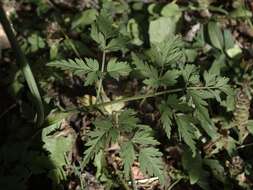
top-left (105, 35), bottom-right (129, 52)
top-left (139, 147), bottom-right (165, 184)
top-left (132, 55), bottom-right (160, 87)
top-left (47, 58), bottom-right (99, 73)
top-left (188, 90), bottom-right (218, 139)
top-left (120, 142), bottom-right (136, 177)
top-left (47, 58), bottom-right (100, 86)
top-left (175, 115), bottom-right (197, 156)
top-left (132, 129), bottom-right (159, 146)
top-left (148, 36), bottom-right (185, 66)
top-left (90, 24), bottom-right (106, 48)
top-left (118, 109), bottom-right (139, 131)
top-left (159, 101), bottom-right (173, 138)
top-left (181, 64), bottom-right (200, 85)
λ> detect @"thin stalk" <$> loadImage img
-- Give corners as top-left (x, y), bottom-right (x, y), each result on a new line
top-left (0, 4), bottom-right (44, 126)
top-left (167, 178), bottom-right (182, 190)
top-left (237, 142), bottom-right (253, 150)
top-left (96, 51), bottom-right (106, 103)
top-left (130, 170), bottom-right (138, 190)
top-left (94, 86), bottom-right (215, 108)
top-left (64, 86), bottom-right (219, 114)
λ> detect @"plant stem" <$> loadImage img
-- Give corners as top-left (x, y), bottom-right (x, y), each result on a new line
top-left (130, 170), bottom-right (138, 190)
top-left (0, 4), bottom-right (44, 126)
top-left (167, 178), bottom-right (182, 190)
top-left (96, 51), bottom-right (106, 103)
top-left (65, 85), bottom-right (219, 114)
top-left (94, 86), bottom-right (216, 108)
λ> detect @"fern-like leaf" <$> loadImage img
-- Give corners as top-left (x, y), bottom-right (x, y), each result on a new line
top-left (47, 58), bottom-right (100, 86)
top-left (132, 128), bottom-right (160, 146)
top-left (120, 142), bottom-right (136, 178)
top-left (139, 147), bottom-right (165, 184)
top-left (148, 36), bottom-right (185, 67)
top-left (132, 53), bottom-right (160, 88)
top-left (175, 115), bottom-right (197, 156)
top-left (159, 102), bottom-right (173, 138)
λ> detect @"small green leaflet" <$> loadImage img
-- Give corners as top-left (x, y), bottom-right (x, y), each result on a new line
top-left (107, 58), bottom-right (131, 80)
top-left (188, 90), bottom-right (218, 139)
top-left (160, 70), bottom-right (180, 86)
top-left (159, 95), bottom-right (193, 139)
top-left (47, 58), bottom-right (100, 86)
top-left (208, 22), bottom-right (224, 51)
top-left (181, 64), bottom-right (200, 85)
top-left (118, 109), bottom-right (139, 132)
top-left (105, 35), bottom-right (129, 52)
top-left (159, 101), bottom-right (173, 138)
top-left (175, 115), bottom-right (197, 156)
top-left (27, 33), bottom-right (45, 53)
top-left (132, 128), bottom-right (159, 146)
top-left (90, 24), bottom-right (106, 49)
top-left (120, 142), bottom-right (136, 178)
top-left (148, 36), bottom-right (185, 67)
top-left (71, 9), bottom-right (98, 29)
top-left (96, 12), bottom-right (117, 40)
top-left (139, 147), bottom-right (165, 184)
top-left (132, 54), bottom-right (160, 88)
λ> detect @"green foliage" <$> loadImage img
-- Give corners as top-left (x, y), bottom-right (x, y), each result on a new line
top-left (47, 58), bottom-right (100, 86)
top-left (4, 1), bottom-right (253, 189)
top-left (82, 110), bottom-right (165, 184)
top-left (41, 121), bottom-right (76, 184)
top-left (139, 147), bottom-right (165, 184)
top-left (107, 58), bottom-right (131, 80)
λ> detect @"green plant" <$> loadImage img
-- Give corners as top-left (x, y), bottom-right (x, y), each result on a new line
top-left (46, 4), bottom-right (237, 189)
top-left (3, 0), bottom-right (253, 190)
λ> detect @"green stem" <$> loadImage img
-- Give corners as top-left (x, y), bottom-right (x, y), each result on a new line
top-left (64, 86), bottom-right (218, 114)
top-left (94, 86), bottom-right (214, 108)
top-left (96, 51), bottom-right (106, 102)
top-left (0, 4), bottom-right (44, 126)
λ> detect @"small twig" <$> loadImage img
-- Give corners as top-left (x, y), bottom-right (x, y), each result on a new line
top-left (167, 178), bottom-right (182, 190)
top-left (0, 103), bottom-right (17, 120)
top-left (237, 142), bottom-right (253, 150)
top-left (96, 51), bottom-right (106, 103)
